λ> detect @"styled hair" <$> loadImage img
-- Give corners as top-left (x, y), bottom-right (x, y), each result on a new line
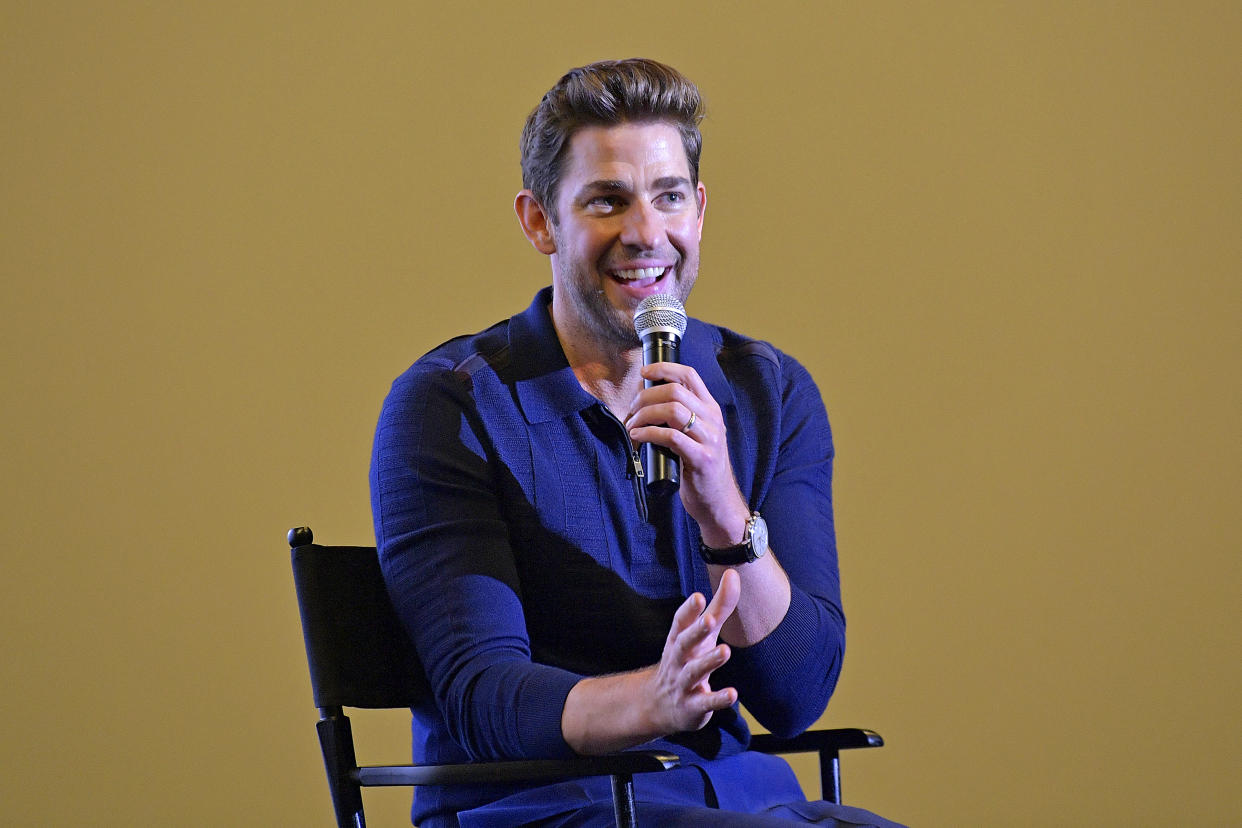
top-left (520, 58), bottom-right (705, 222)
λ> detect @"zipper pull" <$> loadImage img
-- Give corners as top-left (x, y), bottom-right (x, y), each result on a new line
top-left (629, 442), bottom-right (649, 521)
top-left (629, 445), bottom-right (645, 480)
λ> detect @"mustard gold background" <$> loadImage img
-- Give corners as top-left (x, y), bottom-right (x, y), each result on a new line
top-left (4, 2), bottom-right (1239, 825)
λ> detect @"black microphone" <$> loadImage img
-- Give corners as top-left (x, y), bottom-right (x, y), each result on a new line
top-left (633, 293), bottom-right (688, 495)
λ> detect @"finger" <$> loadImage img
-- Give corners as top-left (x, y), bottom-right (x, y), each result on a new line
top-left (667, 592), bottom-right (706, 646)
top-left (676, 686), bottom-right (737, 733)
top-left (625, 401), bottom-right (697, 433)
top-left (625, 380), bottom-right (703, 422)
top-left (627, 423), bottom-right (682, 451)
top-left (640, 362), bottom-right (712, 400)
top-left (671, 602), bottom-right (723, 661)
top-left (688, 685), bottom-right (739, 717)
top-left (681, 643), bottom-right (731, 691)
top-left (703, 568), bottom-right (742, 626)
top-left (707, 686), bottom-right (739, 711)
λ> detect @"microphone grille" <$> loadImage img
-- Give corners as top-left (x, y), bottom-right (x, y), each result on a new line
top-left (634, 294), bottom-right (688, 339)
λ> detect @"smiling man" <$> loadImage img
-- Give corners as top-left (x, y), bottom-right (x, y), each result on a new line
top-left (371, 58), bottom-right (904, 827)
top-left (515, 119), bottom-right (705, 366)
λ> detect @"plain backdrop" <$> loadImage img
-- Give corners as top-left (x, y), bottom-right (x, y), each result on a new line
top-left (3, 2), bottom-right (1239, 825)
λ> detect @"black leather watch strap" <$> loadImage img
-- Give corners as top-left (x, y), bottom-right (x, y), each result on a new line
top-left (698, 512), bottom-right (766, 565)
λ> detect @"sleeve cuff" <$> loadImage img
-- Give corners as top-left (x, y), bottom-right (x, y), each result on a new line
top-left (510, 665), bottom-right (582, 759)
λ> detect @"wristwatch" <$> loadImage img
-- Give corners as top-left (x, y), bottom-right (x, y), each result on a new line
top-left (698, 511), bottom-right (768, 565)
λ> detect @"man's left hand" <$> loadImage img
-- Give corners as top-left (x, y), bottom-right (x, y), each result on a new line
top-left (625, 362), bottom-right (751, 547)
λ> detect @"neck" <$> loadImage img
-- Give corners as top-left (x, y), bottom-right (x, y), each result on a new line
top-left (573, 357), bottom-right (644, 418)
top-left (552, 311), bottom-right (643, 418)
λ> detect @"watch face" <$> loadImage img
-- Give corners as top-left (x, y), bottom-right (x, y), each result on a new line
top-left (750, 515), bottom-right (768, 559)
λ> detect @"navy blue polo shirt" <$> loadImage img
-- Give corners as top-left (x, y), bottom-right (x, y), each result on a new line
top-left (371, 287), bottom-right (845, 827)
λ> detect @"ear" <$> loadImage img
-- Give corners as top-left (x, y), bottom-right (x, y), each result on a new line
top-left (514, 190), bottom-right (557, 255)
top-left (695, 181), bottom-right (707, 240)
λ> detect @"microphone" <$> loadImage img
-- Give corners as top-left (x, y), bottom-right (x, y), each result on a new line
top-left (633, 293), bottom-right (688, 495)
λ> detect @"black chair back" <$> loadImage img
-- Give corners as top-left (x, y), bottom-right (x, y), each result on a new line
top-left (290, 539), bottom-right (428, 711)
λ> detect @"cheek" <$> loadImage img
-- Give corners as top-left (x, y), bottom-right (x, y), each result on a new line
top-left (670, 222), bottom-right (702, 251)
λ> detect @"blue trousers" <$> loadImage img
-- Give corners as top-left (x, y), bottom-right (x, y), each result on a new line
top-left (454, 757), bottom-right (905, 828)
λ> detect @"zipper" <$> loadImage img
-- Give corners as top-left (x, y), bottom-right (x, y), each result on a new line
top-left (598, 405), bottom-right (648, 522)
top-left (625, 437), bottom-right (649, 522)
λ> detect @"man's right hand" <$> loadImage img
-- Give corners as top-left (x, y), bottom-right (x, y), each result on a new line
top-left (561, 569), bottom-right (742, 755)
top-left (645, 567), bottom-right (741, 733)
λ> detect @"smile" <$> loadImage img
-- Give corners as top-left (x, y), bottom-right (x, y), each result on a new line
top-left (611, 267), bottom-right (667, 283)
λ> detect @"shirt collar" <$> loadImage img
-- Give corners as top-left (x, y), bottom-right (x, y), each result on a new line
top-left (508, 288), bottom-right (595, 423)
top-left (509, 286), bottom-right (737, 424)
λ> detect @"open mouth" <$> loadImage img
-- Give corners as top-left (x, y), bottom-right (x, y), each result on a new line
top-left (610, 266), bottom-right (668, 289)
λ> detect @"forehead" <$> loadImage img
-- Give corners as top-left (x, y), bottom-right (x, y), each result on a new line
top-left (560, 121), bottom-right (691, 188)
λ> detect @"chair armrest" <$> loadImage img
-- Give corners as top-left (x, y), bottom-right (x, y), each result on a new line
top-left (749, 728), bottom-right (883, 755)
top-left (355, 750), bottom-right (681, 787)
top-left (749, 729), bottom-right (883, 806)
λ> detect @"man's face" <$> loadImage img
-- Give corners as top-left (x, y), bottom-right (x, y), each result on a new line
top-left (546, 121), bottom-right (706, 349)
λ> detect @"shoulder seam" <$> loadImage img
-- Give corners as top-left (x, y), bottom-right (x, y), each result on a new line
top-left (721, 339), bottom-right (780, 367)
top-left (453, 342), bottom-right (511, 377)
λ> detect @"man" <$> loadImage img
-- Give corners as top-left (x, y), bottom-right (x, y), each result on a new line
top-left (371, 58), bottom-right (902, 827)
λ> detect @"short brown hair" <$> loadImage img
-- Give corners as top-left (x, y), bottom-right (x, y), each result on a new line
top-left (520, 58), bottom-right (705, 222)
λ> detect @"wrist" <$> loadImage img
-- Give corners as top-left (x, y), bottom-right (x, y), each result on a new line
top-left (564, 668), bottom-right (663, 755)
top-left (697, 498), bottom-right (752, 550)
top-left (635, 665), bottom-right (667, 740)
top-left (699, 511), bottom-right (769, 566)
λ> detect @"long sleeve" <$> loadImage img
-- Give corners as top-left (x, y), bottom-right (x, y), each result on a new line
top-left (716, 352), bottom-right (845, 737)
top-left (371, 361), bottom-right (580, 761)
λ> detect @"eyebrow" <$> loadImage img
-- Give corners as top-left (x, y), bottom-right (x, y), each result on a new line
top-left (574, 176), bottom-right (693, 199)
top-left (652, 176), bottom-right (693, 191)
top-left (578, 179), bottom-right (629, 196)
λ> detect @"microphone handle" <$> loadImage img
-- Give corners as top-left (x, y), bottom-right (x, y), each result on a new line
top-left (642, 333), bottom-right (681, 494)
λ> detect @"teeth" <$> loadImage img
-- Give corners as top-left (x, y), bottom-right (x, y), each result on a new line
top-left (614, 267), bottom-right (664, 281)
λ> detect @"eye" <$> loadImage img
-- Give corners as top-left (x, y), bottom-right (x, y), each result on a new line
top-left (587, 195), bottom-right (624, 211)
top-left (657, 190), bottom-right (689, 208)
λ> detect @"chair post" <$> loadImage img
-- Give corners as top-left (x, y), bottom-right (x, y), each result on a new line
top-left (317, 706), bottom-right (366, 828)
top-left (610, 773), bottom-right (638, 828)
top-left (820, 750), bottom-right (842, 805)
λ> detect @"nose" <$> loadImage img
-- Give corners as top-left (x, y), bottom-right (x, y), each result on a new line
top-left (619, 201), bottom-right (664, 250)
